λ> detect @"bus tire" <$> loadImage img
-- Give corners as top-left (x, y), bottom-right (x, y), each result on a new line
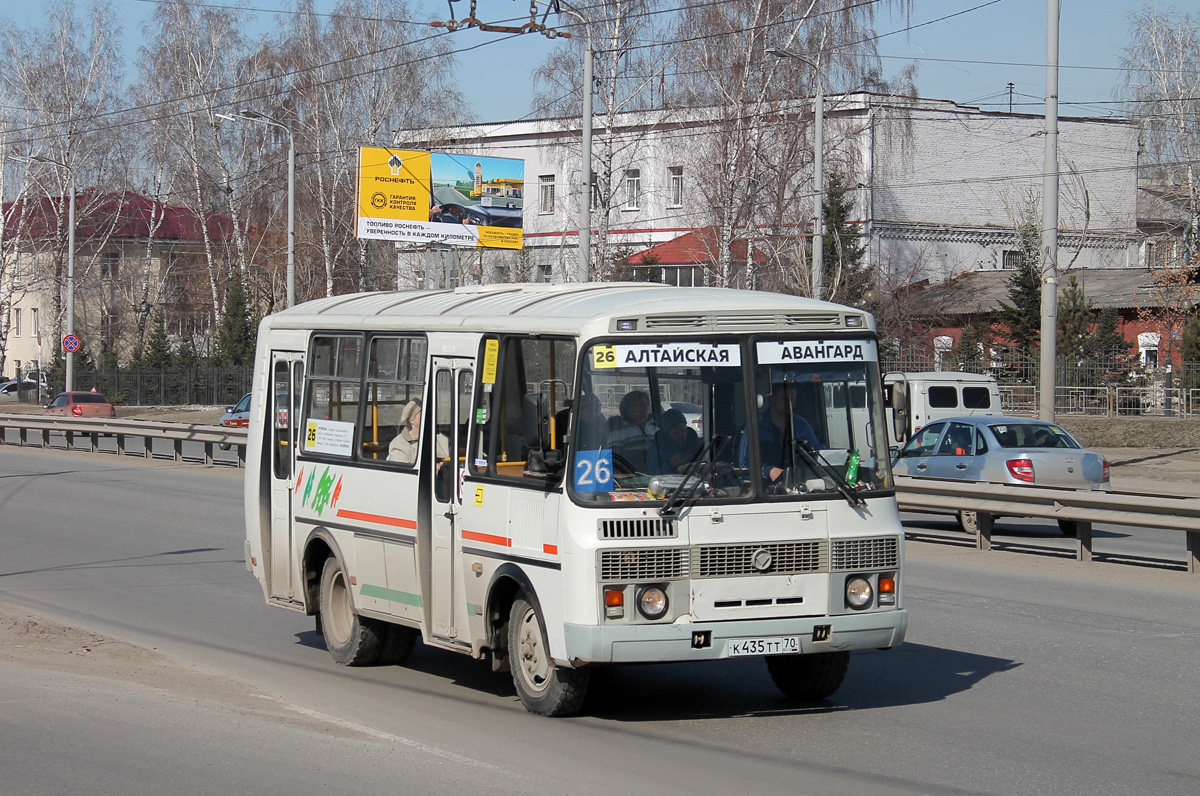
top-left (508, 595), bottom-right (588, 716)
top-left (766, 651), bottom-right (850, 701)
top-left (319, 556), bottom-right (383, 666)
top-left (379, 624), bottom-right (419, 665)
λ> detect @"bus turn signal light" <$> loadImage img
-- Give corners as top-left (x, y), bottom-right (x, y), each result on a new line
top-left (878, 574), bottom-right (896, 605)
top-left (604, 587), bottom-right (625, 619)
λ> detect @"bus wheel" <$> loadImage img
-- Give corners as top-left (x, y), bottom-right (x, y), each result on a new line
top-left (379, 624), bottom-right (419, 665)
top-left (508, 596), bottom-right (589, 716)
top-left (319, 556), bottom-right (383, 666)
top-left (766, 651), bottom-right (850, 701)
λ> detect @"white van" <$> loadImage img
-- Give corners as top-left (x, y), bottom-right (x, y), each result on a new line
top-left (883, 372), bottom-right (1001, 450)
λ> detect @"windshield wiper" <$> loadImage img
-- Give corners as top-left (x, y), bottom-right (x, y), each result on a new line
top-left (792, 438), bottom-right (867, 509)
top-left (658, 435), bottom-right (730, 518)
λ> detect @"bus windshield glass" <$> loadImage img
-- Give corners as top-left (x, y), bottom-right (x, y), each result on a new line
top-left (571, 338), bottom-right (890, 505)
top-left (572, 341), bottom-right (748, 503)
top-left (749, 338), bottom-right (889, 499)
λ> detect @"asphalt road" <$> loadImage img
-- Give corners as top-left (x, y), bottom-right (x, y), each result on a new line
top-left (1, 448), bottom-right (1198, 796)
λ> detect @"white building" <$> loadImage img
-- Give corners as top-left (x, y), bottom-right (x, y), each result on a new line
top-left (398, 95), bottom-right (1140, 291)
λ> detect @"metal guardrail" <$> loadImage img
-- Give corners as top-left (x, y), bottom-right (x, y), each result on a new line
top-left (0, 413), bottom-right (248, 467)
top-left (895, 475), bottom-right (1200, 574)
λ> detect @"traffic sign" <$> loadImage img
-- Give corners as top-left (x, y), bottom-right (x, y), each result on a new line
top-left (62, 334), bottom-right (80, 353)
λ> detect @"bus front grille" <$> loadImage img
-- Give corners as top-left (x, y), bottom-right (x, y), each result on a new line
top-left (693, 541), bottom-right (826, 578)
top-left (599, 548), bottom-right (689, 581)
top-left (831, 537), bottom-right (899, 571)
top-left (599, 518), bottom-right (675, 540)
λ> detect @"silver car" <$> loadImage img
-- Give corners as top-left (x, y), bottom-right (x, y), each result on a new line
top-left (891, 415), bottom-right (1110, 536)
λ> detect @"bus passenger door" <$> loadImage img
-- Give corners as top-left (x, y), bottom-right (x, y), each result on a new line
top-left (269, 353), bottom-right (304, 602)
top-left (429, 358), bottom-right (473, 641)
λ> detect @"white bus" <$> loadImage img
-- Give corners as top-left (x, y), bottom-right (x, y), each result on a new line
top-left (244, 284), bottom-right (907, 716)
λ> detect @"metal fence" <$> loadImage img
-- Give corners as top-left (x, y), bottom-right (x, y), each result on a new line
top-left (6, 367), bottom-right (253, 407)
top-left (883, 346), bottom-right (1200, 419)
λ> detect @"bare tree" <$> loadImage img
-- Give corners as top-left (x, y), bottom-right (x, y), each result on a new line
top-left (531, 1), bottom-right (677, 280)
top-left (1, 0), bottom-right (125, 356)
top-left (1119, 4), bottom-right (1200, 262)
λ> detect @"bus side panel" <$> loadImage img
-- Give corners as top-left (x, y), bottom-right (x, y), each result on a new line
top-left (244, 319), bottom-right (279, 602)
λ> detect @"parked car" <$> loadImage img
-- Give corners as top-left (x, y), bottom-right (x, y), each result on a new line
top-left (42, 391), bottom-right (117, 419)
top-left (220, 393), bottom-right (252, 449)
top-left (891, 415), bottom-right (1110, 536)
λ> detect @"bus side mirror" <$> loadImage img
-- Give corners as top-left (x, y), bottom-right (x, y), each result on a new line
top-left (523, 393), bottom-right (549, 449)
top-left (522, 393), bottom-right (562, 474)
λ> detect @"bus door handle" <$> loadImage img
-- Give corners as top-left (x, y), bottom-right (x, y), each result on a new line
top-left (443, 510), bottom-right (455, 520)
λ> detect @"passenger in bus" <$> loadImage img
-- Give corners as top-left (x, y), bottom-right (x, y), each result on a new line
top-left (651, 408), bottom-right (701, 473)
top-left (736, 382), bottom-right (823, 484)
top-left (573, 393), bottom-right (609, 450)
top-left (387, 399), bottom-right (449, 464)
top-left (609, 390), bottom-right (658, 472)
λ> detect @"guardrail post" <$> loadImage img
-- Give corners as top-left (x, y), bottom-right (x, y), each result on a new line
top-left (976, 512), bottom-right (993, 551)
top-left (1075, 521), bottom-right (1093, 562)
top-left (144, 435), bottom-right (153, 459)
top-left (174, 439), bottom-right (183, 462)
top-left (90, 432), bottom-right (99, 454)
top-left (1188, 531), bottom-right (1198, 575)
top-left (19, 427), bottom-right (27, 447)
top-left (116, 434), bottom-right (125, 456)
top-left (204, 442), bottom-right (213, 466)
top-left (41, 429), bottom-right (49, 448)
top-left (65, 430), bottom-right (74, 451)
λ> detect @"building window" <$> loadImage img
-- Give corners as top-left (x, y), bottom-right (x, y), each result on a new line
top-left (31, 308), bottom-right (39, 337)
top-left (624, 169), bottom-right (641, 210)
top-left (536, 263), bottom-right (553, 283)
top-left (12, 309), bottom-right (21, 337)
top-left (668, 166), bottom-right (683, 207)
top-left (656, 265), bottom-right (700, 287)
top-left (101, 251), bottom-right (120, 280)
top-left (539, 175), bottom-right (555, 214)
top-left (1001, 250), bottom-right (1023, 270)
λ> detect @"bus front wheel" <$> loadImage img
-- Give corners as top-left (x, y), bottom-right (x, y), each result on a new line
top-left (508, 596), bottom-right (589, 716)
top-left (766, 651), bottom-right (850, 701)
top-left (319, 556), bottom-right (384, 666)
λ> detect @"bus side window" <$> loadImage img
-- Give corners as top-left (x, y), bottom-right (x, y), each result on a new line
top-left (470, 335), bottom-right (576, 481)
top-left (360, 335), bottom-right (427, 463)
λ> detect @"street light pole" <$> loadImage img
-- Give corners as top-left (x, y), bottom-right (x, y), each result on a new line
top-left (218, 110), bottom-right (296, 307)
top-left (768, 48), bottom-right (824, 300)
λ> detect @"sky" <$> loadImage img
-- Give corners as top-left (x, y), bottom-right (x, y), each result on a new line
top-left (3, 0), bottom-right (1160, 122)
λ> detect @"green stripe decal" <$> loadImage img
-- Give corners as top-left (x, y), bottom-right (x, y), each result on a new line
top-left (360, 584), bottom-right (423, 607)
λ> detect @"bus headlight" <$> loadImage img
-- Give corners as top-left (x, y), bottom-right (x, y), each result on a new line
top-left (845, 576), bottom-right (874, 610)
top-left (637, 586), bottom-right (669, 620)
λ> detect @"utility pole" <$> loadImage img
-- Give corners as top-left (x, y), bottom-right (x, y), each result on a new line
top-left (1039, 0), bottom-right (1060, 422)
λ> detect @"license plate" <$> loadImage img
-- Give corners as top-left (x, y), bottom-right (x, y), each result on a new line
top-left (727, 636), bottom-right (802, 656)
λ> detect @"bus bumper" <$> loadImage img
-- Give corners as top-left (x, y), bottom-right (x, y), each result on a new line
top-left (562, 609), bottom-right (907, 665)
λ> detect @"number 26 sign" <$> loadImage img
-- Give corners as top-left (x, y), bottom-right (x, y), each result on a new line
top-left (574, 449), bottom-right (613, 492)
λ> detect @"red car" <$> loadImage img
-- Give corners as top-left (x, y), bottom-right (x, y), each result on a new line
top-left (42, 391), bottom-right (117, 418)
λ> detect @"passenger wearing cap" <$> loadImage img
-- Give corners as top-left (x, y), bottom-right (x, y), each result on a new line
top-left (651, 408), bottom-right (701, 473)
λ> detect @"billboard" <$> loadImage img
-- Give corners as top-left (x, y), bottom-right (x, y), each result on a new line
top-left (356, 146), bottom-right (523, 250)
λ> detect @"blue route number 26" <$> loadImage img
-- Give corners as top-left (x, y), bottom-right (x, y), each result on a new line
top-left (574, 449), bottom-right (614, 492)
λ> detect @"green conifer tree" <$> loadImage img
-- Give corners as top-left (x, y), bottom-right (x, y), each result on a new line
top-left (140, 310), bottom-right (173, 371)
top-left (821, 171), bottom-right (870, 305)
top-left (214, 269), bottom-right (256, 367)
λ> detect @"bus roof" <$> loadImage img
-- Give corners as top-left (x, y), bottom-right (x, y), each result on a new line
top-left (262, 283), bottom-right (873, 337)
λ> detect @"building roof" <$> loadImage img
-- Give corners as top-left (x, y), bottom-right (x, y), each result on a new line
top-left (3, 190), bottom-right (236, 242)
top-left (908, 268), bottom-right (1162, 316)
top-left (624, 228), bottom-right (769, 267)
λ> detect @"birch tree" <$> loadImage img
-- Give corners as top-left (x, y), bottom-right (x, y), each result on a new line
top-left (1119, 4), bottom-right (1200, 262)
top-left (531, 0), bottom-right (676, 280)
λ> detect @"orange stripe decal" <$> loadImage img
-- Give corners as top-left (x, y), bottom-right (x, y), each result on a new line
top-left (462, 529), bottom-right (512, 547)
top-left (336, 509), bottom-right (417, 530)
top-left (543, 544), bottom-right (558, 555)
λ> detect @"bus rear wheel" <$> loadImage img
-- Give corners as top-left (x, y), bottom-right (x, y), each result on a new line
top-left (766, 651), bottom-right (850, 701)
top-left (508, 596), bottom-right (589, 716)
top-left (319, 556), bottom-right (384, 666)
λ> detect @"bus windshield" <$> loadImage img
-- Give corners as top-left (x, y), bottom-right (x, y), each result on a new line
top-left (571, 338), bottom-right (891, 505)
